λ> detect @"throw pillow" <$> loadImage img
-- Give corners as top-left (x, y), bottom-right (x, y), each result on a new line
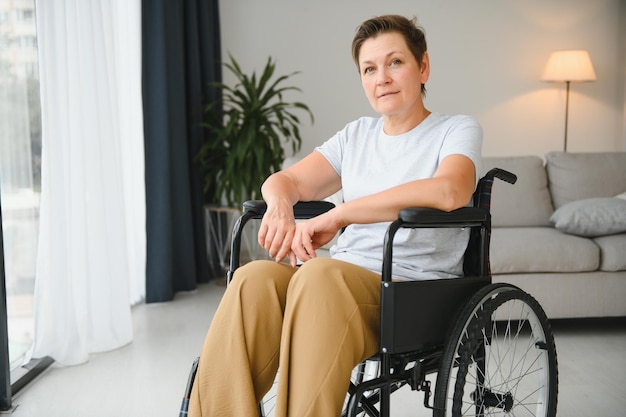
top-left (550, 197), bottom-right (626, 237)
top-left (546, 152), bottom-right (626, 208)
top-left (616, 191), bottom-right (626, 200)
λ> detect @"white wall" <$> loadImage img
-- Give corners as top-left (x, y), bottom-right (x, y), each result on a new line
top-left (219, 0), bottom-right (626, 158)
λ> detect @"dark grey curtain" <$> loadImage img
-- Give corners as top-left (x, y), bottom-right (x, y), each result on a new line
top-left (142, 0), bottom-right (221, 302)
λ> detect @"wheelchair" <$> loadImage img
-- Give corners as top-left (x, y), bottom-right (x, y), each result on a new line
top-left (180, 168), bottom-right (558, 417)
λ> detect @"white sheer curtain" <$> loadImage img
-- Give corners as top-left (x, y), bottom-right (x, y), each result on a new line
top-left (30, 0), bottom-right (145, 366)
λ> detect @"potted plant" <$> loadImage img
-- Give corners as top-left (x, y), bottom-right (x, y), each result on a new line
top-left (198, 54), bottom-right (314, 208)
top-left (197, 54), bottom-right (314, 275)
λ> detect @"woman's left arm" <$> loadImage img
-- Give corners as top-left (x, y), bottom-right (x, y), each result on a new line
top-left (291, 154), bottom-right (476, 261)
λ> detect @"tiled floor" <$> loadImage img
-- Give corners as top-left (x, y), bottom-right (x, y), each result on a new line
top-left (8, 280), bottom-right (626, 416)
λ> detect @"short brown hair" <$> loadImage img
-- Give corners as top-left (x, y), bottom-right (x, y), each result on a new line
top-left (351, 15), bottom-right (428, 96)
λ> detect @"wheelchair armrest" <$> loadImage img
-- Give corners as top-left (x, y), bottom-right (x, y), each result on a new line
top-left (228, 200), bottom-right (336, 281)
top-left (382, 207), bottom-right (490, 282)
top-left (398, 206), bottom-right (488, 228)
top-left (242, 200), bottom-right (335, 219)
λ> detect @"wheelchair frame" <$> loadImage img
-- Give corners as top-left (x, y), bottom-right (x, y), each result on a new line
top-left (180, 168), bottom-right (558, 417)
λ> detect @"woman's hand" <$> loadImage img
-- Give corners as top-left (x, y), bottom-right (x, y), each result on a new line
top-left (258, 199), bottom-right (297, 265)
top-left (257, 152), bottom-right (343, 266)
top-left (290, 210), bottom-right (344, 264)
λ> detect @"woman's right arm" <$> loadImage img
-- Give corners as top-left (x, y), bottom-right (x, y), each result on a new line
top-left (258, 151), bottom-right (341, 264)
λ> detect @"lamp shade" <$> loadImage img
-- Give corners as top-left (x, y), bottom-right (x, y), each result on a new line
top-left (541, 50), bottom-right (597, 82)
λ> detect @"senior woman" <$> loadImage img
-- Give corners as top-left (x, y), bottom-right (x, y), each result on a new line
top-left (189, 14), bottom-right (482, 417)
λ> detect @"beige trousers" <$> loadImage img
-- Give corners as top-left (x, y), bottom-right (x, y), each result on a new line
top-left (188, 257), bottom-right (381, 417)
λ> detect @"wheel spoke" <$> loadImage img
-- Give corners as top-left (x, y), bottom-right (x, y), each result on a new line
top-left (433, 285), bottom-right (557, 417)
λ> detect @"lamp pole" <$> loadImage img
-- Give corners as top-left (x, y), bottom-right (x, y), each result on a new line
top-left (563, 80), bottom-right (571, 152)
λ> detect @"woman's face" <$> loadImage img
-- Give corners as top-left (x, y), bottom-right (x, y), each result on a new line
top-left (358, 31), bottom-right (429, 119)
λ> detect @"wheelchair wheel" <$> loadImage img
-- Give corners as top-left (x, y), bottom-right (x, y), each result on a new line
top-left (257, 372), bottom-right (278, 417)
top-left (343, 359), bottom-right (385, 417)
top-left (433, 283), bottom-right (558, 417)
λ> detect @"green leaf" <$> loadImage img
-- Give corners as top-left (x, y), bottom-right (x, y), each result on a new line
top-left (196, 53), bottom-right (314, 207)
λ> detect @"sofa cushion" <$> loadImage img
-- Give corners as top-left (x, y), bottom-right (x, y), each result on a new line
top-left (490, 227), bottom-right (599, 274)
top-left (550, 197), bottom-right (626, 237)
top-left (546, 151), bottom-right (626, 208)
top-left (482, 156), bottom-right (554, 227)
top-left (593, 234), bottom-right (626, 271)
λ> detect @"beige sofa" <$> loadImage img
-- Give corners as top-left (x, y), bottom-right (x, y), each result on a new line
top-left (484, 152), bottom-right (626, 319)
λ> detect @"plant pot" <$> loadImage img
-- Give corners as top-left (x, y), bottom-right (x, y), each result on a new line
top-left (204, 205), bottom-right (269, 279)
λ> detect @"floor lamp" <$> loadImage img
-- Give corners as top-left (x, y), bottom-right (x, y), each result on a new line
top-left (541, 50), bottom-right (597, 152)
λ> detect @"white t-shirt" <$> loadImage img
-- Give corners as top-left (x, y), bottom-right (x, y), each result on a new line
top-left (315, 112), bottom-right (482, 281)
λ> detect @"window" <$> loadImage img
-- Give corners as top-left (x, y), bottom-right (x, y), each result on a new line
top-left (0, 0), bottom-right (40, 370)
